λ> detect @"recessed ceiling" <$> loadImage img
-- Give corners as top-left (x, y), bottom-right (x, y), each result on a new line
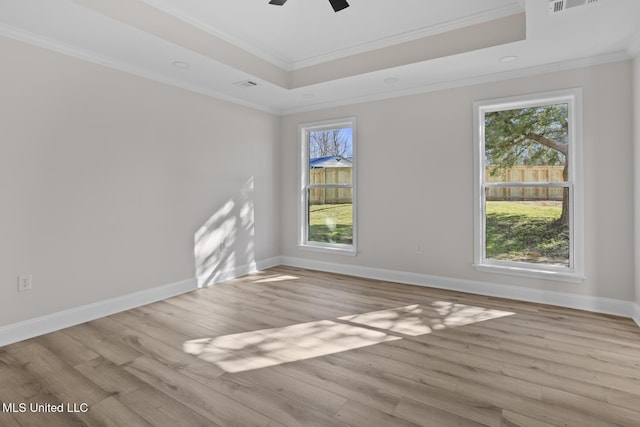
top-left (0, 0), bottom-right (638, 114)
top-left (139, 0), bottom-right (523, 69)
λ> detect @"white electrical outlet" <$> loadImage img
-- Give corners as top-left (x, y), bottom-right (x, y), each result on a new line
top-left (416, 244), bottom-right (424, 254)
top-left (18, 274), bottom-right (32, 292)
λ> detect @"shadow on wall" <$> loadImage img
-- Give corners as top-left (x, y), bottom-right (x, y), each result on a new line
top-left (194, 177), bottom-right (256, 288)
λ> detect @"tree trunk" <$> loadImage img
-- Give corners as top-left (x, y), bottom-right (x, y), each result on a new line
top-left (557, 163), bottom-right (569, 227)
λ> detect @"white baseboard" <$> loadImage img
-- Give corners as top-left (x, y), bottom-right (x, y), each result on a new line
top-left (2, 255), bottom-right (636, 348)
top-left (633, 303), bottom-right (640, 328)
top-left (280, 256), bottom-right (636, 320)
top-left (0, 278), bottom-right (196, 348)
top-left (0, 257), bottom-right (281, 348)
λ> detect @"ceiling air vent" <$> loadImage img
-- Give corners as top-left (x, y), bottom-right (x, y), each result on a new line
top-left (549, 0), bottom-right (598, 14)
top-left (233, 80), bottom-right (258, 88)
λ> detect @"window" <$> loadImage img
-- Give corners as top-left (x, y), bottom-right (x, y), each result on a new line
top-left (299, 117), bottom-right (356, 255)
top-left (473, 89), bottom-right (583, 281)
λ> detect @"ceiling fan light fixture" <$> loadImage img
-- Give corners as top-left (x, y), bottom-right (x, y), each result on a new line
top-left (268, 0), bottom-right (349, 12)
top-left (329, 0), bottom-right (349, 12)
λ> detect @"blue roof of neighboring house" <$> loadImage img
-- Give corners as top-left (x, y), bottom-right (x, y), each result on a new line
top-left (309, 155), bottom-right (351, 167)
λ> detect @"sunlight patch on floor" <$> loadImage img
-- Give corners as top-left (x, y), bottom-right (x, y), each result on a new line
top-left (339, 302), bottom-right (514, 336)
top-left (183, 320), bottom-right (400, 373)
top-left (252, 274), bottom-right (300, 283)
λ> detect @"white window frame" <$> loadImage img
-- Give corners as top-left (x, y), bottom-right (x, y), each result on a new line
top-left (298, 117), bottom-right (357, 255)
top-left (473, 89), bottom-right (584, 282)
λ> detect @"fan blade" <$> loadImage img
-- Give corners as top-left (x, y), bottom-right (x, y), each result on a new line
top-left (328, 0), bottom-right (349, 12)
top-left (269, 0), bottom-right (287, 5)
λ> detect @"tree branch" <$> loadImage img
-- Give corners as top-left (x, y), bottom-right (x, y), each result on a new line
top-left (524, 133), bottom-right (567, 156)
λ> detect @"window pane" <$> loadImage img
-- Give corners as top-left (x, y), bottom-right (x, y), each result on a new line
top-left (485, 165), bottom-right (566, 183)
top-left (308, 189), bottom-right (353, 245)
top-left (308, 127), bottom-right (353, 184)
top-left (485, 187), bottom-right (569, 267)
top-left (309, 166), bottom-right (353, 185)
top-left (485, 186), bottom-right (565, 202)
top-left (484, 103), bottom-right (568, 182)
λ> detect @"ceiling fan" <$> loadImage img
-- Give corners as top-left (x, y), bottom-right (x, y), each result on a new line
top-left (268, 0), bottom-right (350, 13)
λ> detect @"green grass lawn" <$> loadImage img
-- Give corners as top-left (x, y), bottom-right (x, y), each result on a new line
top-left (307, 201), bottom-right (567, 264)
top-left (486, 201), bottom-right (569, 266)
top-left (309, 203), bottom-right (353, 244)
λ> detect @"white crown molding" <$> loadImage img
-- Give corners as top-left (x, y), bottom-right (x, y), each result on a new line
top-left (0, 23), bottom-right (280, 115)
top-left (283, 51), bottom-right (631, 115)
top-left (626, 29), bottom-right (640, 58)
top-left (279, 256), bottom-right (636, 321)
top-left (0, 22), bottom-right (632, 117)
top-left (291, 4), bottom-right (524, 70)
top-left (0, 257), bottom-right (281, 347)
top-left (633, 303), bottom-right (640, 328)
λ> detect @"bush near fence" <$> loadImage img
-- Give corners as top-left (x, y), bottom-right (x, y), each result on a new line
top-left (310, 167), bottom-right (352, 204)
top-left (486, 166), bottom-right (565, 201)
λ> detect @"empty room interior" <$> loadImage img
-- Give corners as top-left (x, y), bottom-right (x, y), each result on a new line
top-left (2, 0), bottom-right (640, 426)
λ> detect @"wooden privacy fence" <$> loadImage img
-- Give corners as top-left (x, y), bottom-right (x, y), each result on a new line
top-left (486, 166), bottom-right (565, 201)
top-left (309, 167), bottom-right (352, 204)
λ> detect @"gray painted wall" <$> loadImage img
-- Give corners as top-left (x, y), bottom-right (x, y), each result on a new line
top-left (0, 37), bottom-right (280, 326)
top-left (281, 61), bottom-right (634, 301)
top-left (1, 34), bottom-right (636, 330)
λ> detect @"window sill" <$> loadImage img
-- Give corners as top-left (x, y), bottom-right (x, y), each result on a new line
top-left (297, 243), bottom-right (357, 257)
top-left (473, 263), bottom-right (585, 283)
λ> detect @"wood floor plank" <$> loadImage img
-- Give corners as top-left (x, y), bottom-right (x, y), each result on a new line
top-left (349, 341), bottom-right (544, 400)
top-left (110, 327), bottom-right (226, 382)
top-left (32, 331), bottom-right (100, 367)
top-left (132, 305), bottom-right (226, 339)
top-left (334, 400), bottom-right (421, 427)
top-left (394, 398), bottom-right (488, 427)
top-left (124, 355), bottom-right (271, 427)
top-left (1, 266), bottom-right (639, 427)
top-left (499, 410), bottom-right (556, 427)
top-left (4, 341), bottom-right (108, 405)
top-left (232, 366), bottom-right (349, 416)
top-left (373, 331), bottom-right (611, 402)
top-left (61, 323), bottom-right (142, 366)
top-left (313, 352), bottom-right (504, 426)
top-left (0, 413), bottom-right (22, 427)
top-left (73, 356), bottom-right (143, 395)
top-left (144, 300), bottom-right (242, 334)
top-left (109, 310), bottom-right (195, 350)
top-left (272, 358), bottom-right (404, 414)
top-left (205, 374), bottom-right (350, 427)
top-left (455, 379), bottom-right (620, 427)
top-left (117, 384), bottom-right (216, 427)
top-left (396, 323), bottom-right (640, 398)
top-left (0, 358), bottom-right (85, 427)
top-left (76, 396), bottom-right (154, 427)
top-left (541, 386), bottom-right (640, 427)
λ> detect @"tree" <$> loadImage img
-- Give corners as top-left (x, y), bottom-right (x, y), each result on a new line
top-left (484, 104), bottom-right (569, 226)
top-left (309, 128), bottom-right (351, 159)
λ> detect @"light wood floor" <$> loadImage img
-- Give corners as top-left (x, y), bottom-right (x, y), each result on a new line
top-left (1, 266), bottom-right (640, 427)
